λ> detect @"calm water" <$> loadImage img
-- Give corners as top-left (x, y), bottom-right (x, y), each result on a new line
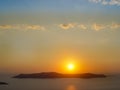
top-left (0, 75), bottom-right (120, 90)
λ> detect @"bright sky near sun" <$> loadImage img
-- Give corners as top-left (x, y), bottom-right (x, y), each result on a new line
top-left (0, 0), bottom-right (120, 74)
top-left (68, 64), bottom-right (74, 70)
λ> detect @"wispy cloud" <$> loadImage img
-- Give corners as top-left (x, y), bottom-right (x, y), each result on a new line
top-left (92, 23), bottom-right (106, 31)
top-left (78, 24), bottom-right (87, 30)
top-left (89, 0), bottom-right (120, 6)
top-left (0, 24), bottom-right (45, 31)
top-left (58, 22), bottom-right (120, 31)
top-left (59, 23), bottom-right (76, 30)
top-left (0, 25), bottom-right (13, 29)
top-left (0, 23), bottom-right (120, 31)
top-left (24, 25), bottom-right (45, 30)
top-left (110, 23), bottom-right (120, 29)
top-left (91, 23), bottom-right (120, 31)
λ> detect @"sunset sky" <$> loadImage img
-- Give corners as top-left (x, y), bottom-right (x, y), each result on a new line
top-left (0, 0), bottom-right (120, 74)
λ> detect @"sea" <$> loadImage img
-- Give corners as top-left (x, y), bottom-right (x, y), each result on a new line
top-left (0, 74), bottom-right (120, 90)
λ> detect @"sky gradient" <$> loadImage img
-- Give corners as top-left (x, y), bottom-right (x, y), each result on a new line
top-left (0, 0), bottom-right (120, 74)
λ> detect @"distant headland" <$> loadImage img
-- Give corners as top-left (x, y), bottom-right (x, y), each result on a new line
top-left (0, 82), bottom-right (8, 85)
top-left (13, 72), bottom-right (107, 79)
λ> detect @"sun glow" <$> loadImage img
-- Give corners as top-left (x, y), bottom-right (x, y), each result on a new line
top-left (67, 63), bottom-right (75, 71)
top-left (61, 57), bottom-right (81, 73)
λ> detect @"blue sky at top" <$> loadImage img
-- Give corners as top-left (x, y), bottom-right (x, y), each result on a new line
top-left (0, 0), bottom-right (119, 13)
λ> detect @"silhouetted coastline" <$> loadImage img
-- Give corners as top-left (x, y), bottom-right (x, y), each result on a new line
top-left (0, 82), bottom-right (8, 85)
top-left (13, 72), bottom-right (107, 79)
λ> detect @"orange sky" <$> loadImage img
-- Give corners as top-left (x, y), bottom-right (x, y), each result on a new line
top-left (0, 0), bottom-right (120, 74)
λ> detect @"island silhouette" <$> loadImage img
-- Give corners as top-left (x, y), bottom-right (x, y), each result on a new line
top-left (13, 72), bottom-right (106, 79)
top-left (0, 82), bottom-right (8, 85)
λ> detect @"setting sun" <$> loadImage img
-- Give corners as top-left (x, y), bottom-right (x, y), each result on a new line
top-left (67, 63), bottom-right (75, 70)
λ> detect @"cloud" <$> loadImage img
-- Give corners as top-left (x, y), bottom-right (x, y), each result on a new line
top-left (24, 25), bottom-right (45, 30)
top-left (59, 23), bottom-right (75, 30)
top-left (89, 0), bottom-right (101, 3)
top-left (58, 22), bottom-right (120, 31)
top-left (110, 23), bottom-right (120, 29)
top-left (0, 24), bottom-right (45, 31)
top-left (0, 23), bottom-right (120, 32)
top-left (91, 23), bottom-right (120, 31)
top-left (89, 0), bottom-right (120, 6)
top-left (0, 25), bottom-right (13, 29)
top-left (92, 23), bottom-right (106, 31)
top-left (78, 24), bottom-right (87, 30)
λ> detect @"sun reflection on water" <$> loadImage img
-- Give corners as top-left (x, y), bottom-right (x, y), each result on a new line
top-left (66, 85), bottom-right (76, 90)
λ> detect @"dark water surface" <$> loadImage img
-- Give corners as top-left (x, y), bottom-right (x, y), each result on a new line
top-left (0, 75), bottom-right (120, 90)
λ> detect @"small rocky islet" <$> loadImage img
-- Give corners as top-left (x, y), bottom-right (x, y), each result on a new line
top-left (0, 82), bottom-right (8, 85)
